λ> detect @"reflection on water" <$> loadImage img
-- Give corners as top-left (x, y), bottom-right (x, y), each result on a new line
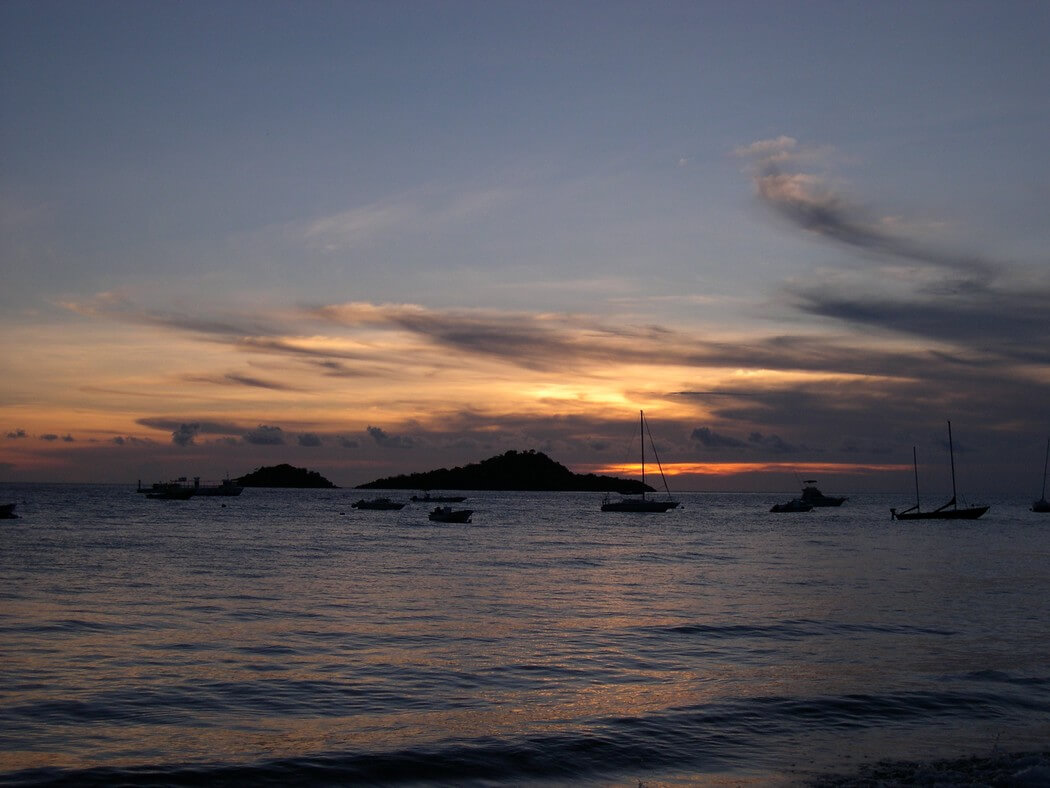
top-left (0, 485), bottom-right (1048, 783)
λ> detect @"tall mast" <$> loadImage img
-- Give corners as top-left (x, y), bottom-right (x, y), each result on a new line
top-left (639, 410), bottom-right (645, 489)
top-left (947, 420), bottom-right (958, 509)
top-left (912, 446), bottom-right (921, 511)
top-left (1042, 437), bottom-right (1049, 500)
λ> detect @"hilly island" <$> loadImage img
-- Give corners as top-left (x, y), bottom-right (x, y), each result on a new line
top-left (356, 450), bottom-right (651, 493)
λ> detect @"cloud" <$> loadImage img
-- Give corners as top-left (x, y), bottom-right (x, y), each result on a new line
top-left (737, 136), bottom-right (995, 282)
top-left (298, 432), bottom-right (322, 447)
top-left (748, 432), bottom-right (800, 454)
top-left (367, 425), bottom-right (415, 449)
top-left (138, 417), bottom-right (246, 436)
top-left (339, 436), bottom-right (360, 449)
top-left (691, 427), bottom-right (747, 449)
top-left (304, 185), bottom-right (512, 252)
top-left (172, 423), bottom-right (200, 447)
top-left (6, 429), bottom-right (27, 439)
top-left (184, 373), bottom-right (304, 391)
top-left (244, 425), bottom-right (285, 445)
top-left (112, 436), bottom-right (153, 446)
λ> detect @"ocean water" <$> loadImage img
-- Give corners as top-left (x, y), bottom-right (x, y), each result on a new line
top-left (1, 484), bottom-right (1048, 786)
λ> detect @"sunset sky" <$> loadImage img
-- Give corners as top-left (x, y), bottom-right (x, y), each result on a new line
top-left (2, 1), bottom-right (1048, 493)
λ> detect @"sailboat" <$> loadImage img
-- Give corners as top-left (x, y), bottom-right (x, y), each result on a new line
top-left (891, 421), bottom-right (989, 520)
top-left (601, 410), bottom-right (680, 512)
top-left (1033, 437), bottom-right (1050, 513)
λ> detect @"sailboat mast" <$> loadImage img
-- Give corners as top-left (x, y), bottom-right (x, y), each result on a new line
top-left (947, 420), bottom-right (958, 509)
top-left (639, 410), bottom-right (645, 489)
top-left (912, 446), bottom-right (921, 511)
top-left (1042, 437), bottom-right (1049, 500)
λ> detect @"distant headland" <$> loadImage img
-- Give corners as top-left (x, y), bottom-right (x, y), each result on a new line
top-left (357, 449), bottom-right (651, 493)
top-left (236, 464), bottom-right (338, 488)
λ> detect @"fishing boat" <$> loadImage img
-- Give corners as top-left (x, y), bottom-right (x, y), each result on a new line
top-left (1033, 437), bottom-right (1050, 513)
top-left (190, 477), bottom-right (243, 497)
top-left (601, 410), bottom-right (680, 512)
top-left (351, 497), bottom-right (406, 510)
top-left (770, 498), bottom-right (813, 513)
top-left (800, 480), bottom-right (847, 507)
top-left (891, 421), bottom-right (989, 520)
top-left (428, 506), bottom-right (473, 523)
top-left (144, 484), bottom-right (195, 500)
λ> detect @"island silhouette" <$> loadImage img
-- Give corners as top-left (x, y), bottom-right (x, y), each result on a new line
top-left (236, 464), bottom-right (338, 488)
top-left (357, 449), bottom-right (651, 493)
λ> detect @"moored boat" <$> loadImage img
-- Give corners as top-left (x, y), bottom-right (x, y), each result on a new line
top-left (891, 422), bottom-right (988, 521)
top-left (600, 410), bottom-right (680, 512)
top-left (770, 498), bottom-right (813, 513)
top-left (800, 480), bottom-right (847, 507)
top-left (145, 484), bottom-right (195, 500)
top-left (1033, 437), bottom-right (1050, 513)
top-left (191, 477), bottom-right (243, 496)
top-left (428, 506), bottom-right (473, 523)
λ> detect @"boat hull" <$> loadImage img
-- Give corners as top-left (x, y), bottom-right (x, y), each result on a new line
top-left (892, 505), bottom-right (989, 520)
top-left (770, 500), bottom-right (813, 513)
top-left (601, 500), bottom-right (679, 512)
top-left (428, 507), bottom-right (473, 523)
top-left (1031, 499), bottom-right (1050, 513)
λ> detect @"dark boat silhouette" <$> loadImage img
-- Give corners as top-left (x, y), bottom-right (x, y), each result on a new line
top-left (428, 506), bottom-right (473, 523)
top-left (770, 498), bottom-right (813, 513)
top-left (601, 410), bottom-right (679, 512)
top-left (1033, 437), bottom-right (1050, 513)
top-left (891, 421), bottom-right (988, 521)
top-left (800, 480), bottom-right (847, 507)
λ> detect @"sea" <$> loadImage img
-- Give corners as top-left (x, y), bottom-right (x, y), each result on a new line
top-left (1, 484), bottom-right (1048, 786)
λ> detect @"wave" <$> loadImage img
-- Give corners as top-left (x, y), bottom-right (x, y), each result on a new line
top-left (4, 686), bottom-right (1048, 786)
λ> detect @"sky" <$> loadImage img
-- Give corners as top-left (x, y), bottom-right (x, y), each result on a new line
top-left (2, 0), bottom-right (1048, 494)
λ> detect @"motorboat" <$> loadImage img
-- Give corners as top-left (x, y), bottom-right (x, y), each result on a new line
top-left (351, 498), bottom-right (406, 510)
top-left (799, 480), bottom-right (847, 507)
top-left (770, 498), bottom-right (813, 513)
top-left (428, 506), bottom-right (473, 523)
top-left (601, 410), bottom-right (680, 512)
